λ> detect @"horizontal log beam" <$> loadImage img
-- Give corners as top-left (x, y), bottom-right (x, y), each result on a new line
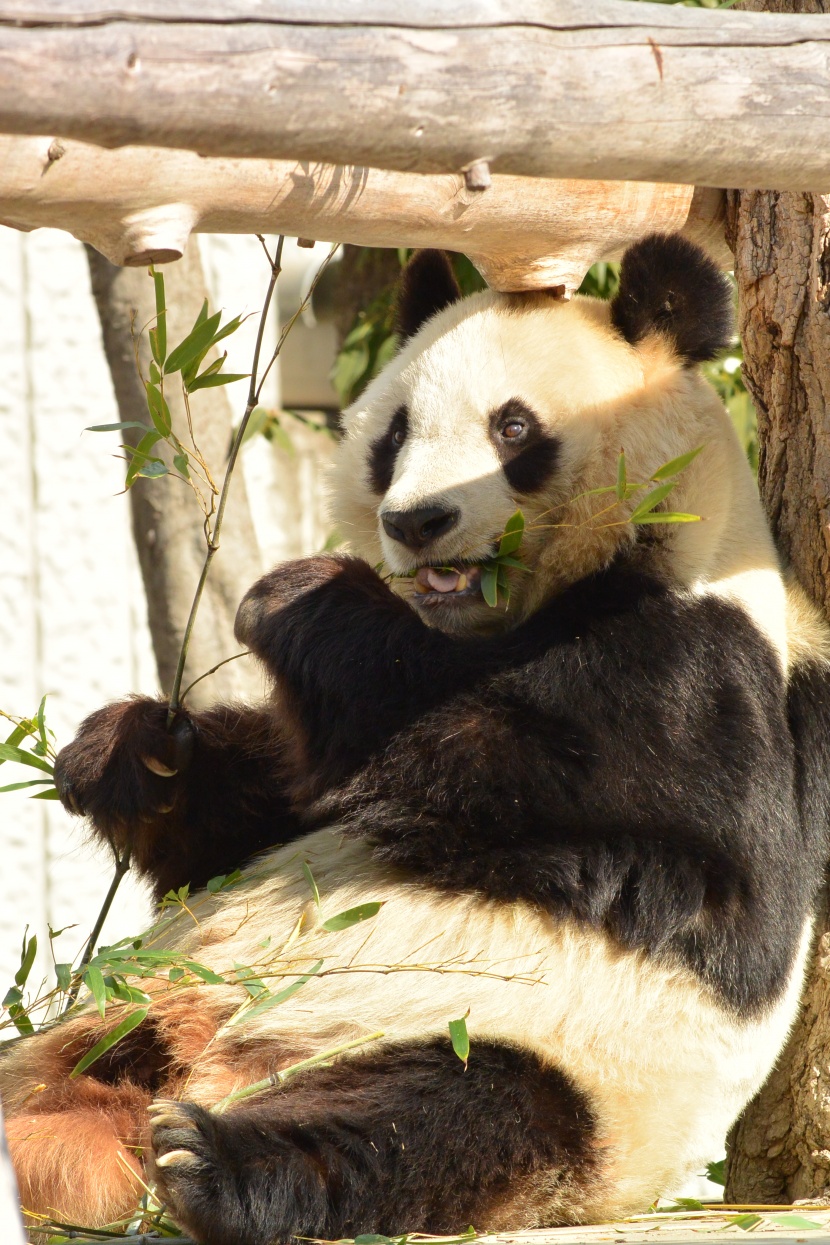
top-left (0, 1), bottom-right (828, 191)
top-left (0, 136), bottom-right (730, 292)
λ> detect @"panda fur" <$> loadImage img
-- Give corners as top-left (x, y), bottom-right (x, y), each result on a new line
top-left (3, 235), bottom-right (830, 1245)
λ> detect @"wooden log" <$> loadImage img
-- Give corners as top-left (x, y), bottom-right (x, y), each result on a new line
top-left (0, 136), bottom-right (729, 292)
top-left (0, 1), bottom-right (829, 191)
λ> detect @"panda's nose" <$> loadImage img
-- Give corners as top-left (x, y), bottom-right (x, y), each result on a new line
top-left (381, 506), bottom-right (459, 550)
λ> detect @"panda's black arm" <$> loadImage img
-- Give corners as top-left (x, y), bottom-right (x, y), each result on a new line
top-left (234, 555), bottom-right (477, 797)
top-left (54, 700), bottom-right (305, 900)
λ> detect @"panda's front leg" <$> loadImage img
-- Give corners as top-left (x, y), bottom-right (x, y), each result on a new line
top-left (235, 555), bottom-right (468, 792)
top-left (53, 698), bottom-right (304, 900)
top-left (148, 1037), bottom-right (598, 1245)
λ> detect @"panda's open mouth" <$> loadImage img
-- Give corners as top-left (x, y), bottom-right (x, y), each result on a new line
top-left (411, 565), bottom-right (483, 601)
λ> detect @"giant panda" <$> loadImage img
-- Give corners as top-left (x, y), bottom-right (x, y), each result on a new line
top-left (3, 235), bottom-right (830, 1245)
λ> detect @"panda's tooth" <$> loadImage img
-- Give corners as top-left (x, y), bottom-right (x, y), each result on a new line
top-left (455, 574), bottom-right (468, 592)
top-left (413, 580), bottom-right (430, 594)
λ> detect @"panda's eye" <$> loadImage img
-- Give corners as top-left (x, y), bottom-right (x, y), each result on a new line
top-left (392, 428), bottom-right (406, 447)
top-left (501, 421), bottom-right (526, 439)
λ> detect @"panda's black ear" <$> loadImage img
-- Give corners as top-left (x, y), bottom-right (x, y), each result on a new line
top-left (396, 250), bottom-right (462, 343)
top-left (610, 233), bottom-right (733, 365)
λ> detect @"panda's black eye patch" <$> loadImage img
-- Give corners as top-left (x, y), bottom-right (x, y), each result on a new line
top-left (489, 399), bottom-right (560, 494)
top-left (368, 405), bottom-right (408, 495)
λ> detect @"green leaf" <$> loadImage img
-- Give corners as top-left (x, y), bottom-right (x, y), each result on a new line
top-left (145, 382), bottom-right (172, 437)
top-left (322, 902), bottom-right (383, 932)
top-left (32, 787), bottom-right (59, 799)
top-left (124, 429), bottom-right (162, 487)
top-left (69, 1007), bottom-right (149, 1079)
top-left (0, 743), bottom-right (53, 774)
top-left (0, 778), bottom-right (54, 793)
top-left (168, 967), bottom-right (185, 982)
top-left (650, 445), bottom-right (703, 481)
top-left (629, 482), bottom-right (676, 523)
top-left (211, 314), bottom-right (244, 347)
top-left (151, 266), bottom-right (167, 364)
top-left (194, 297), bottom-right (209, 329)
top-left (84, 964), bottom-right (107, 1018)
top-left (15, 931), bottom-right (37, 988)
top-left (3, 986), bottom-right (22, 1008)
top-left (448, 1010), bottom-right (470, 1068)
top-left (173, 450), bottom-right (190, 479)
top-left (3, 723), bottom-right (29, 750)
top-left (137, 461), bottom-right (168, 480)
top-left (165, 310), bottom-right (222, 375)
top-left (768, 1215), bottom-right (824, 1230)
top-left (109, 980), bottom-right (151, 1006)
top-left (36, 695), bottom-right (48, 754)
top-left (86, 421), bottom-right (151, 433)
top-left (55, 963), bottom-right (72, 992)
top-left (7, 1005), bottom-right (33, 1037)
top-left (493, 555), bottom-right (529, 571)
top-left (731, 1214), bottom-right (763, 1232)
top-left (187, 372), bottom-right (249, 393)
top-left (616, 450), bottom-right (627, 502)
top-left (231, 961), bottom-right (323, 1025)
top-left (497, 510), bottom-right (525, 557)
top-left (630, 512), bottom-right (701, 525)
top-left (149, 360), bottom-right (161, 385)
top-left (302, 861), bottom-right (320, 908)
top-left (234, 963), bottom-right (268, 999)
top-left (183, 960), bottom-right (225, 985)
top-left (704, 1159), bottom-right (725, 1185)
top-left (480, 565), bottom-right (499, 608)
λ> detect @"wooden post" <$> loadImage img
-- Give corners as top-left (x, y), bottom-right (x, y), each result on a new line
top-left (0, 1), bottom-right (828, 189)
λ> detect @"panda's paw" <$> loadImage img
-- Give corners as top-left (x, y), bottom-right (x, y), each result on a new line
top-left (148, 1100), bottom-right (218, 1215)
top-left (235, 554), bottom-right (360, 646)
top-left (53, 698), bottom-right (194, 841)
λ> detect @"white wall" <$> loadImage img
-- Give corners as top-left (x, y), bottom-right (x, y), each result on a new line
top-left (0, 228), bottom-right (336, 1001)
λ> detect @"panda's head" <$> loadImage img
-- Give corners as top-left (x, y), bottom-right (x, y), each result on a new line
top-left (331, 234), bottom-right (736, 636)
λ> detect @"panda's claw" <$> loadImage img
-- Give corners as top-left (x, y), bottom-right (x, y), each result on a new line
top-left (155, 1148), bottom-right (203, 1169)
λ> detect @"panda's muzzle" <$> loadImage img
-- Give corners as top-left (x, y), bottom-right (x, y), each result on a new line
top-left (381, 505), bottom-right (459, 550)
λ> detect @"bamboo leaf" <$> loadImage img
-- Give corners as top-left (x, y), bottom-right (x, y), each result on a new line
top-left (84, 964), bottom-right (107, 1018)
top-left (448, 1010), bottom-right (470, 1069)
top-left (7, 1006), bottom-right (33, 1037)
top-left (497, 510), bottom-right (525, 557)
top-left (234, 963), bottom-right (268, 999)
top-left (183, 960), bottom-right (225, 985)
top-left (0, 779), bottom-right (54, 793)
top-left (768, 1216), bottom-right (824, 1230)
top-left (86, 421), bottom-right (152, 433)
top-left (629, 483), bottom-right (676, 522)
top-left (480, 565), bottom-right (499, 608)
top-left (494, 555), bottom-right (530, 571)
top-left (231, 961), bottom-right (323, 1026)
top-left (731, 1215), bottom-right (763, 1232)
top-left (302, 861), bottom-right (321, 909)
top-left (31, 787), bottom-right (59, 799)
top-left (36, 695), bottom-right (48, 754)
top-left (14, 931), bottom-right (37, 989)
top-left (69, 1008), bottom-right (149, 1079)
top-left (322, 902), bottom-right (383, 932)
top-left (145, 382), bottom-right (172, 437)
top-left (55, 963), bottom-right (72, 992)
top-left (0, 743), bottom-right (53, 774)
top-left (187, 372), bottom-right (249, 393)
top-left (124, 429), bottom-right (162, 487)
top-left (165, 311), bottom-right (222, 375)
top-left (616, 450), bottom-right (627, 501)
top-left (650, 446), bottom-right (703, 481)
top-left (631, 512), bottom-right (701, 525)
top-left (151, 266), bottom-right (167, 364)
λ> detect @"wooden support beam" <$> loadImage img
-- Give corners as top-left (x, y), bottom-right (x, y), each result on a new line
top-left (0, 136), bottom-right (730, 292)
top-left (0, 1), bottom-right (828, 191)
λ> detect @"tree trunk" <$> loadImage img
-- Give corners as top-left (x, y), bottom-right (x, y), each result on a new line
top-left (86, 241), bottom-right (263, 709)
top-left (724, 0), bottom-right (830, 1204)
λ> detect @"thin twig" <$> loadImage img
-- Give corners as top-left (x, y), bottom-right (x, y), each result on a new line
top-left (166, 235), bottom-right (285, 723)
top-left (179, 650), bottom-right (251, 706)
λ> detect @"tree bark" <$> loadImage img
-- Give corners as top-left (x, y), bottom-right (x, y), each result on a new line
top-left (86, 241), bottom-right (263, 709)
top-left (724, 0), bottom-right (830, 1205)
top-left (0, 1), bottom-right (830, 189)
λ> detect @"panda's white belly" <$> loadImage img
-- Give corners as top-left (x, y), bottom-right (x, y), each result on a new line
top-left (155, 827), bottom-right (811, 1218)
